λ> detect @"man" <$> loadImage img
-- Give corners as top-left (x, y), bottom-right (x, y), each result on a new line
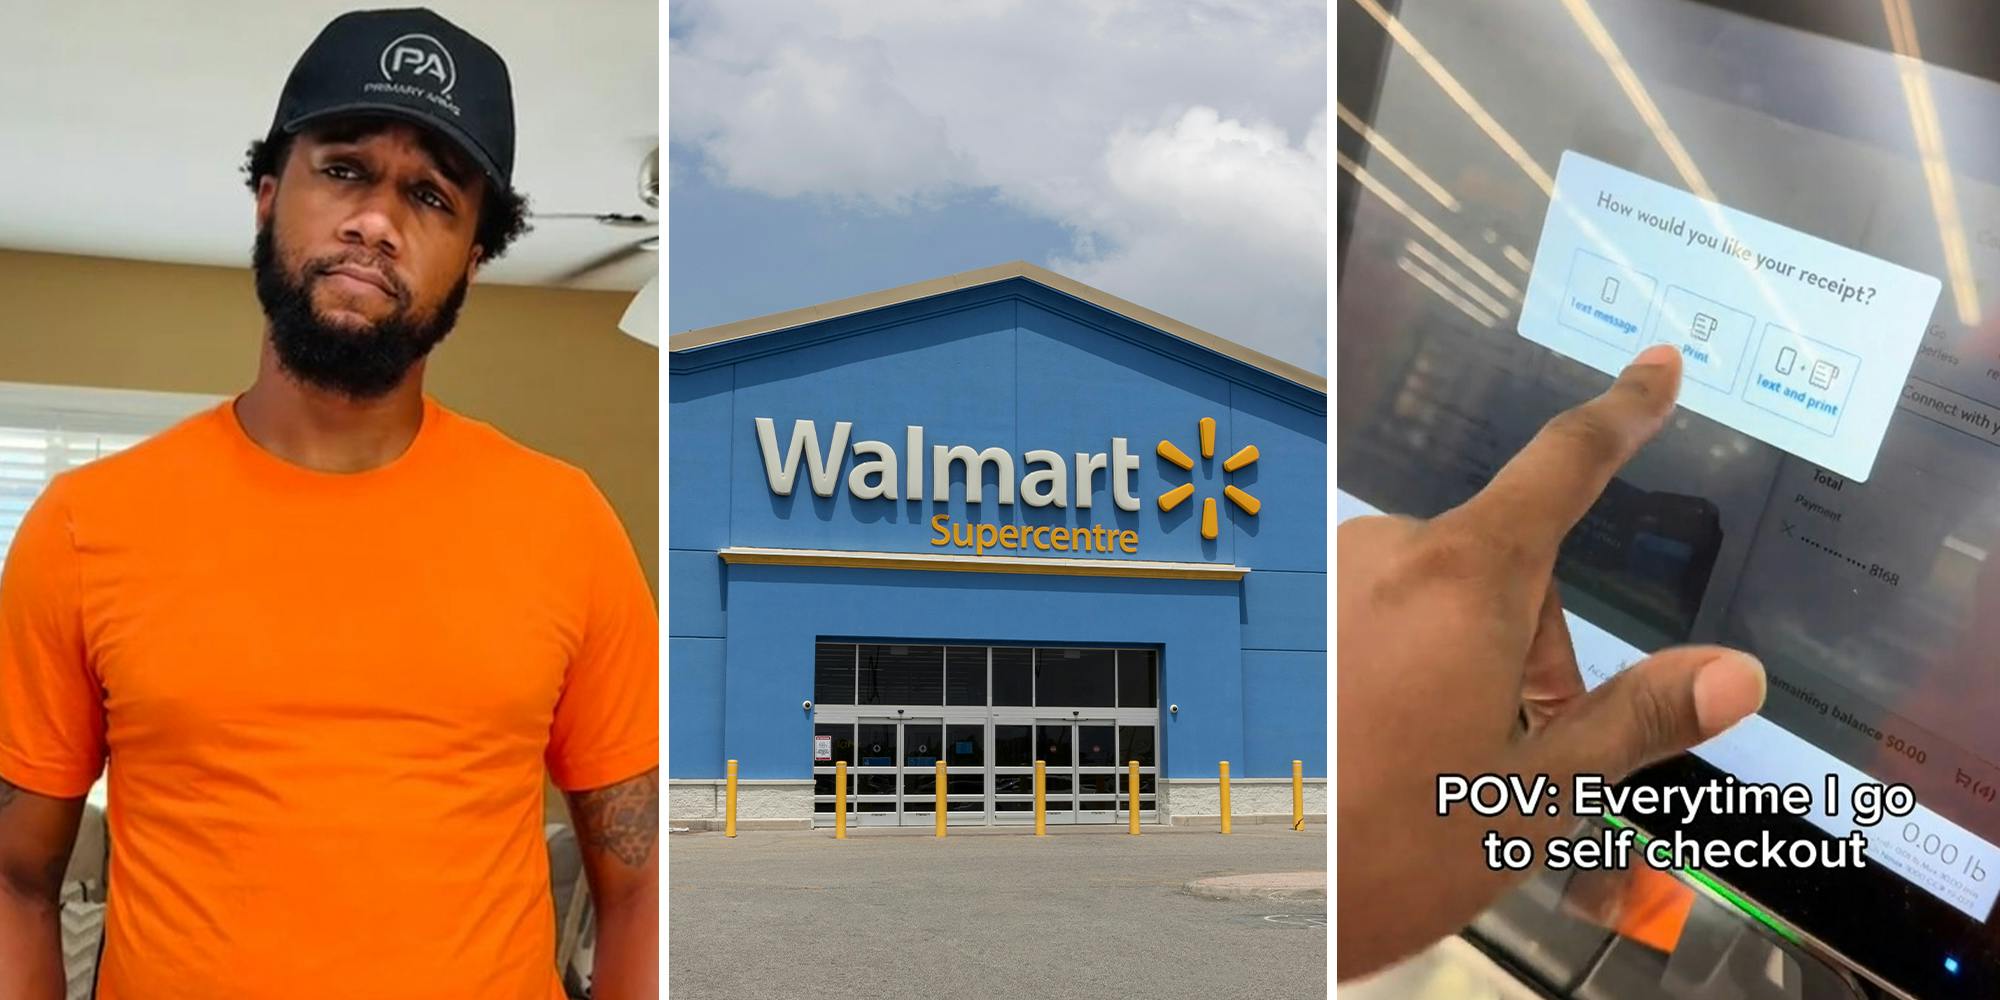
top-left (0, 9), bottom-right (657, 998)
top-left (1337, 344), bottom-right (1765, 981)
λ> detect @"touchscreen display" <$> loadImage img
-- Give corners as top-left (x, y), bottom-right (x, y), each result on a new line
top-left (1519, 151), bottom-right (1942, 481)
top-left (1339, 0), bottom-right (2000, 985)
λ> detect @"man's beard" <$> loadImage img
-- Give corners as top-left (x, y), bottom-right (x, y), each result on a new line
top-left (252, 222), bottom-right (469, 400)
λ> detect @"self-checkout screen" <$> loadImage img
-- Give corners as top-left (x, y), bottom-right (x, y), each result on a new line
top-left (1339, 0), bottom-right (2000, 989)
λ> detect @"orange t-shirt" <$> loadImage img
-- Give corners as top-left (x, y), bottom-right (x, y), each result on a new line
top-left (0, 396), bottom-right (657, 999)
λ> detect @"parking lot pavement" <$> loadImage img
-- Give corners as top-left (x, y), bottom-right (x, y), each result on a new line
top-left (668, 825), bottom-right (1328, 1000)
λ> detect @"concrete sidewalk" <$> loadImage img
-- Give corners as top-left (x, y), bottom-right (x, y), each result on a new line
top-left (668, 825), bottom-right (1328, 1000)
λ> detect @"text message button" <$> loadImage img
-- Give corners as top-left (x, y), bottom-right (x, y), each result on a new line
top-left (1560, 249), bottom-right (1657, 350)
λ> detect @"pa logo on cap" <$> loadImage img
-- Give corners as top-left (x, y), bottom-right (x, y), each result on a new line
top-left (380, 33), bottom-right (456, 95)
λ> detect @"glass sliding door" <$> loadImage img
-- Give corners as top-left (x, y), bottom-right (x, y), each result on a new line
top-left (853, 719), bottom-right (900, 826)
top-left (812, 641), bottom-right (1160, 827)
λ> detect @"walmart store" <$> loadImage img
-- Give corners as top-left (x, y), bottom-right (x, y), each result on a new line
top-left (667, 263), bottom-right (1326, 829)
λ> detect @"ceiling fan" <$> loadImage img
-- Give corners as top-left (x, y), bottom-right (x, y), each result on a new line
top-left (532, 147), bottom-right (660, 346)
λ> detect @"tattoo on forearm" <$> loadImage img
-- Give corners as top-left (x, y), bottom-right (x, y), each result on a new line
top-left (574, 770), bottom-right (659, 868)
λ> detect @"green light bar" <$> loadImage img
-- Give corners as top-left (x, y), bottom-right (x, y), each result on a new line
top-left (1601, 814), bottom-right (1801, 944)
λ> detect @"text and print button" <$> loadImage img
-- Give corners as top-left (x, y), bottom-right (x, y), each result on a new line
top-left (1745, 326), bottom-right (1862, 436)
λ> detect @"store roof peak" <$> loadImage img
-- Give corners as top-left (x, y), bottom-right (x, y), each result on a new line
top-left (667, 261), bottom-right (1326, 395)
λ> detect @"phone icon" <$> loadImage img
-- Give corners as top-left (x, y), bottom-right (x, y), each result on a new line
top-left (1776, 346), bottom-right (1797, 375)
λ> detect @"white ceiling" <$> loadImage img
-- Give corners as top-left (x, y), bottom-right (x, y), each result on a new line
top-left (0, 1), bottom-right (658, 291)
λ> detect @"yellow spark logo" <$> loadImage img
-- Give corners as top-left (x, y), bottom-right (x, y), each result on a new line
top-left (1155, 416), bottom-right (1259, 540)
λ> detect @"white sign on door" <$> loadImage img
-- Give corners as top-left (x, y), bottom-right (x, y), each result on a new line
top-left (814, 735), bottom-right (833, 761)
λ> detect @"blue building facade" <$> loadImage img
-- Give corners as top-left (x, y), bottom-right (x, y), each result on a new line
top-left (667, 264), bottom-right (1326, 827)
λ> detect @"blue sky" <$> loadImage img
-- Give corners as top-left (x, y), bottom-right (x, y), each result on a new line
top-left (667, 1), bottom-right (1328, 374)
top-left (667, 144), bottom-right (1072, 331)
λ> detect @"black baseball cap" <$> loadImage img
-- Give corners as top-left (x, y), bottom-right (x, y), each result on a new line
top-left (268, 8), bottom-right (515, 189)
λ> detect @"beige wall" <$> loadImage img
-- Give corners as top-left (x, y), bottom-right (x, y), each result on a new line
top-left (0, 248), bottom-right (658, 592)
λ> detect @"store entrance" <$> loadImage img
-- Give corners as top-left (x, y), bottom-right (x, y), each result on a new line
top-left (813, 643), bottom-right (1160, 828)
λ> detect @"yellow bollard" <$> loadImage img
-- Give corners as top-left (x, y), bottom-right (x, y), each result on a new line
top-left (1219, 761), bottom-right (1232, 835)
top-left (1128, 760), bottom-right (1140, 835)
top-left (834, 761), bottom-right (847, 840)
top-left (725, 759), bottom-right (739, 838)
top-left (1292, 759), bottom-right (1304, 831)
top-left (1034, 760), bottom-right (1047, 836)
top-left (936, 760), bottom-right (947, 838)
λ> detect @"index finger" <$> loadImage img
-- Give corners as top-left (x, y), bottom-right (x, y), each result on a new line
top-left (1452, 343), bottom-right (1684, 558)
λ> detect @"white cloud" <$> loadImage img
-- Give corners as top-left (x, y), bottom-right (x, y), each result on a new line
top-left (669, 0), bottom-right (1327, 371)
top-left (671, 33), bottom-right (972, 207)
top-left (1053, 107), bottom-right (1327, 367)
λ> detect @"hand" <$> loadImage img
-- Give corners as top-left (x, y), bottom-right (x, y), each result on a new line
top-left (1335, 343), bottom-right (1766, 981)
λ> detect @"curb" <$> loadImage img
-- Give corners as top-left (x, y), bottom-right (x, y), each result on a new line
top-left (1183, 871), bottom-right (1327, 901)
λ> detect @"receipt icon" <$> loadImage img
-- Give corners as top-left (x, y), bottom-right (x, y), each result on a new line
top-left (1691, 312), bottom-right (1718, 342)
top-left (1810, 360), bottom-right (1839, 390)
